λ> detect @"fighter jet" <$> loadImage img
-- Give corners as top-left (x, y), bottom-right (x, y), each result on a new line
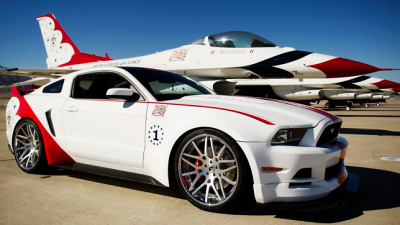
top-left (1, 13), bottom-right (397, 94)
top-left (232, 76), bottom-right (400, 110)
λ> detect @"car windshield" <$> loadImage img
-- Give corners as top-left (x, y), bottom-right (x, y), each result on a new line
top-left (188, 31), bottom-right (276, 48)
top-left (123, 67), bottom-right (213, 101)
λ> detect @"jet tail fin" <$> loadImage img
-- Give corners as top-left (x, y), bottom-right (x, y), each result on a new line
top-left (37, 14), bottom-right (112, 69)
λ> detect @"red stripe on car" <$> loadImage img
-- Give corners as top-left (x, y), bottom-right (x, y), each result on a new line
top-left (254, 97), bottom-right (341, 123)
top-left (147, 101), bottom-right (275, 125)
top-left (16, 96), bottom-right (75, 165)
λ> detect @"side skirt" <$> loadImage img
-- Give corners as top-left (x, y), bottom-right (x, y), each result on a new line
top-left (53, 162), bottom-right (165, 187)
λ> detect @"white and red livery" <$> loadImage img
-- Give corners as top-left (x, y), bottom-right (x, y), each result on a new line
top-left (1, 13), bottom-right (396, 94)
top-left (6, 67), bottom-right (349, 211)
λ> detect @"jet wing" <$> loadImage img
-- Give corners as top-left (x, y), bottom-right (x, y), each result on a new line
top-left (228, 75), bottom-right (365, 89)
top-left (0, 77), bottom-right (53, 89)
top-left (0, 66), bottom-right (74, 78)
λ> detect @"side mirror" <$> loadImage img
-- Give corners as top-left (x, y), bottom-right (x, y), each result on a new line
top-left (106, 88), bottom-right (140, 101)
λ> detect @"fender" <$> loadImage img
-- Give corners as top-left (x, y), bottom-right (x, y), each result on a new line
top-left (14, 96), bottom-right (74, 165)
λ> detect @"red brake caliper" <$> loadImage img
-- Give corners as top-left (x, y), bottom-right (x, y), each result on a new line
top-left (182, 154), bottom-right (204, 190)
top-left (195, 154), bottom-right (205, 185)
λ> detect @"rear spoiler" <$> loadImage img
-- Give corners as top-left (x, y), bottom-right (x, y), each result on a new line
top-left (11, 86), bottom-right (37, 97)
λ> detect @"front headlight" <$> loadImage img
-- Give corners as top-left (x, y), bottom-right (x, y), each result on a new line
top-left (271, 128), bottom-right (308, 145)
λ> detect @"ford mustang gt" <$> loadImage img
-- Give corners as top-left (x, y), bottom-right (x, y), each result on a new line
top-left (6, 67), bottom-right (348, 212)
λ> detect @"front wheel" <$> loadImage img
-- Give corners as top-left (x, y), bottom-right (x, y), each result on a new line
top-left (13, 119), bottom-right (47, 173)
top-left (174, 129), bottom-right (250, 212)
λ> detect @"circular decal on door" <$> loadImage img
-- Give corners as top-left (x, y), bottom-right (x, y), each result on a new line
top-left (148, 125), bottom-right (164, 146)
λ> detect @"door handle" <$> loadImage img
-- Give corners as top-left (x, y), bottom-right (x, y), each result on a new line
top-left (65, 106), bottom-right (78, 112)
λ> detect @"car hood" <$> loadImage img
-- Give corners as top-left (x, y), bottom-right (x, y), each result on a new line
top-left (169, 95), bottom-right (339, 127)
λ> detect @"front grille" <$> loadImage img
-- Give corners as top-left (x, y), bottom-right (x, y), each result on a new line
top-left (325, 162), bottom-right (343, 180)
top-left (289, 182), bottom-right (311, 187)
top-left (317, 122), bottom-right (342, 146)
top-left (293, 168), bottom-right (312, 178)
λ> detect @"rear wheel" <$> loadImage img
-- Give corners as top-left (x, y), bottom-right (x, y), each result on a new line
top-left (174, 129), bottom-right (250, 212)
top-left (13, 119), bottom-right (47, 173)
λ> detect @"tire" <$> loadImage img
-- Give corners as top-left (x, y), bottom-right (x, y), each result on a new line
top-left (346, 101), bottom-right (353, 107)
top-left (174, 129), bottom-right (250, 212)
top-left (13, 119), bottom-right (47, 173)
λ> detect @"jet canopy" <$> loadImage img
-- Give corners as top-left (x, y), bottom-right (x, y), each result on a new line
top-left (188, 31), bottom-right (277, 48)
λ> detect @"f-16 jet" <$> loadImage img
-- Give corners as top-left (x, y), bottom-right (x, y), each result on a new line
top-left (231, 75), bottom-right (400, 110)
top-left (1, 13), bottom-right (398, 94)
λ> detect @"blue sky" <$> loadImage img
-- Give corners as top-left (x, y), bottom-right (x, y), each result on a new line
top-left (1, 0), bottom-right (399, 83)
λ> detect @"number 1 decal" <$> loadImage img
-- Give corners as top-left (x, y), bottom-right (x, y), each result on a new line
top-left (148, 125), bottom-right (164, 146)
top-left (153, 130), bottom-right (159, 141)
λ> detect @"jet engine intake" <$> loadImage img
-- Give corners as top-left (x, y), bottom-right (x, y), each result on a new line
top-left (272, 86), bottom-right (323, 101)
top-left (196, 79), bottom-right (237, 95)
top-left (322, 90), bottom-right (356, 100)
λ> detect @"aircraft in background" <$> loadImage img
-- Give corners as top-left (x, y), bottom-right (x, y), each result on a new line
top-left (1, 13), bottom-right (398, 95)
top-left (231, 75), bottom-right (400, 110)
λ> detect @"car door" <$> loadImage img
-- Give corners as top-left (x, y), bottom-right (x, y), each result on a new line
top-left (61, 72), bottom-right (148, 168)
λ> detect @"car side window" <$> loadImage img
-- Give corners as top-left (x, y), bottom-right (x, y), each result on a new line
top-left (72, 73), bottom-right (139, 99)
top-left (43, 79), bottom-right (64, 93)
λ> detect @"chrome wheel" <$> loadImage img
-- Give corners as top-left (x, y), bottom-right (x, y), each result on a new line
top-left (175, 129), bottom-right (248, 211)
top-left (13, 119), bottom-right (46, 173)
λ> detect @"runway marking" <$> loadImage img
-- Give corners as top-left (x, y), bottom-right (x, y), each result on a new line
top-left (380, 157), bottom-right (400, 161)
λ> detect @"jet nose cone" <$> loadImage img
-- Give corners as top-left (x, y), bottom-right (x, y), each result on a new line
top-left (308, 57), bottom-right (390, 78)
top-left (391, 87), bottom-right (400, 93)
top-left (372, 79), bottom-right (400, 89)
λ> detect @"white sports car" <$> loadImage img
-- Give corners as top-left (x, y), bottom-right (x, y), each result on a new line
top-left (6, 67), bottom-right (348, 212)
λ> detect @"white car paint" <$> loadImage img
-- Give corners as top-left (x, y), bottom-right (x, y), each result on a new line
top-left (6, 67), bottom-right (348, 209)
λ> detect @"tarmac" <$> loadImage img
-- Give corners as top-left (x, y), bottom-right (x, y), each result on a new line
top-left (0, 97), bottom-right (399, 224)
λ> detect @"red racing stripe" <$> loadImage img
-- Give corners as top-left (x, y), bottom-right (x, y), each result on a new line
top-left (75, 99), bottom-right (275, 125)
top-left (253, 97), bottom-right (341, 123)
top-left (147, 101), bottom-right (275, 125)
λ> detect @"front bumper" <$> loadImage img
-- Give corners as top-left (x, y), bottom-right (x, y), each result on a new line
top-left (259, 172), bottom-right (360, 211)
top-left (238, 137), bottom-right (349, 204)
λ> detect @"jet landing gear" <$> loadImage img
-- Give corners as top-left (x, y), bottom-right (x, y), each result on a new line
top-left (324, 101), bottom-right (335, 109)
top-left (345, 101), bottom-right (353, 111)
top-left (324, 101), bottom-right (352, 111)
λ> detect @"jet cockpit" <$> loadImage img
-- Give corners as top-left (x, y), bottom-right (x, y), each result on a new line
top-left (188, 31), bottom-right (277, 48)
